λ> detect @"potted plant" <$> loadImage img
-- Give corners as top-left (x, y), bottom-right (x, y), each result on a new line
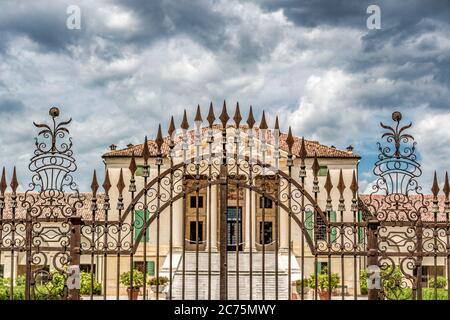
top-left (148, 276), bottom-right (169, 293)
top-left (306, 268), bottom-right (340, 300)
top-left (295, 279), bottom-right (310, 296)
top-left (120, 269), bottom-right (144, 300)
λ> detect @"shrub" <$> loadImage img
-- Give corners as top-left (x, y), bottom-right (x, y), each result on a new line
top-left (120, 269), bottom-right (144, 289)
top-left (148, 276), bottom-right (169, 286)
top-left (428, 276), bottom-right (447, 289)
top-left (306, 268), bottom-right (340, 292)
top-left (422, 288), bottom-right (448, 300)
top-left (80, 272), bottom-right (102, 295)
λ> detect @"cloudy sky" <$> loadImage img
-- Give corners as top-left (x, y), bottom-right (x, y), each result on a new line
top-left (0, 0), bottom-right (449, 193)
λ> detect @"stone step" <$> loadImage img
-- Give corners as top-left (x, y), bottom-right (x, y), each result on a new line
top-left (163, 252), bottom-right (298, 300)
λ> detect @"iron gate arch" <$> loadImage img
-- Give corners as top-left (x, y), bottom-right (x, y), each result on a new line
top-left (1, 104), bottom-right (449, 300)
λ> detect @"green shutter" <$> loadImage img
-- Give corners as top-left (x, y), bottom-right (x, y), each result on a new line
top-left (318, 166), bottom-right (328, 176)
top-left (134, 210), bottom-right (150, 242)
top-left (147, 261), bottom-right (155, 276)
top-left (316, 261), bottom-right (322, 274)
top-left (358, 210), bottom-right (364, 243)
top-left (305, 210), bottom-right (314, 241)
top-left (330, 211), bottom-right (337, 243)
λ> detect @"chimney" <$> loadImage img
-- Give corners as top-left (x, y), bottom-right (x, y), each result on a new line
top-left (109, 144), bottom-right (117, 151)
top-left (346, 145), bottom-right (354, 153)
top-left (127, 143), bottom-right (134, 148)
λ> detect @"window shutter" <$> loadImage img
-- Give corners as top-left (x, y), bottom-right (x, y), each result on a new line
top-left (147, 261), bottom-right (155, 276)
top-left (330, 211), bottom-right (337, 243)
top-left (134, 210), bottom-right (150, 242)
top-left (305, 210), bottom-right (314, 241)
top-left (358, 210), bottom-right (363, 243)
top-left (316, 261), bottom-right (322, 274)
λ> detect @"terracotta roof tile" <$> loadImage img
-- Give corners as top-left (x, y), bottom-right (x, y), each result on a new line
top-left (1, 193), bottom-right (106, 220)
top-left (359, 194), bottom-right (448, 222)
top-left (103, 125), bottom-right (359, 159)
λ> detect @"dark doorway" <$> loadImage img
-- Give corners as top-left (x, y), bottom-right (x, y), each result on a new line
top-left (227, 207), bottom-right (242, 251)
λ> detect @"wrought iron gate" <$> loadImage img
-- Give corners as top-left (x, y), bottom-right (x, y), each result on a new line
top-left (0, 105), bottom-right (448, 300)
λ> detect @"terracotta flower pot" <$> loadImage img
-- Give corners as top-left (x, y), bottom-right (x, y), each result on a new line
top-left (319, 291), bottom-right (330, 300)
top-left (127, 288), bottom-right (140, 300)
top-left (150, 284), bottom-right (167, 293)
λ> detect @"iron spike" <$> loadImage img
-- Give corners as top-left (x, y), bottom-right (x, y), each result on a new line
top-left (207, 102), bottom-right (215, 127)
top-left (444, 171), bottom-right (450, 199)
top-left (194, 105), bottom-right (203, 123)
top-left (10, 167), bottom-right (18, 193)
top-left (286, 126), bottom-right (294, 154)
top-left (246, 106), bottom-right (256, 129)
top-left (168, 116), bottom-right (176, 137)
top-left (337, 169), bottom-right (346, 196)
top-left (102, 169), bottom-right (111, 194)
top-left (432, 171), bottom-right (440, 197)
top-left (117, 168), bottom-right (125, 195)
top-left (155, 124), bottom-right (164, 151)
top-left (142, 136), bottom-right (151, 162)
top-left (324, 170), bottom-right (333, 197)
top-left (219, 100), bottom-right (229, 127)
top-left (91, 170), bottom-right (99, 197)
top-left (0, 167), bottom-right (6, 195)
top-left (259, 111), bottom-right (268, 130)
top-left (312, 153), bottom-right (320, 178)
top-left (180, 109), bottom-right (189, 130)
top-left (233, 102), bottom-right (242, 127)
top-left (129, 151), bottom-right (137, 175)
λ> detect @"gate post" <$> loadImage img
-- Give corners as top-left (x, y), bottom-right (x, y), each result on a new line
top-left (367, 218), bottom-right (380, 300)
top-left (68, 216), bottom-right (82, 300)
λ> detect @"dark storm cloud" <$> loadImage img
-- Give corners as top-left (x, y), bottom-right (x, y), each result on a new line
top-left (0, 99), bottom-right (25, 114)
top-left (0, 1), bottom-right (86, 53)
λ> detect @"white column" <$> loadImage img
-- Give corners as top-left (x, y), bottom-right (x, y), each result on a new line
top-left (173, 198), bottom-right (183, 250)
top-left (251, 190), bottom-right (257, 252)
top-left (210, 185), bottom-right (218, 251)
top-left (244, 188), bottom-right (251, 251)
top-left (279, 207), bottom-right (289, 252)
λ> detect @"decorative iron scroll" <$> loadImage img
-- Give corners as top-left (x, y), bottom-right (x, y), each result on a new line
top-left (19, 107), bottom-right (84, 300)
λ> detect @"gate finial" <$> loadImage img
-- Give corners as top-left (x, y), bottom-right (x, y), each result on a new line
top-left (142, 136), bottom-right (151, 162)
top-left (219, 100), bottom-right (229, 127)
top-left (181, 109), bottom-right (189, 130)
top-left (350, 170), bottom-right (358, 198)
top-left (444, 172), bottom-right (450, 199)
top-left (431, 171), bottom-right (440, 198)
top-left (274, 116), bottom-right (279, 131)
top-left (337, 169), bottom-right (346, 195)
top-left (168, 116), bottom-right (176, 138)
top-left (91, 170), bottom-right (99, 198)
top-left (10, 167), bottom-right (18, 193)
top-left (286, 126), bottom-right (294, 154)
top-left (246, 106), bottom-right (256, 129)
top-left (259, 111), bottom-right (268, 130)
top-left (155, 124), bottom-right (164, 151)
top-left (129, 152), bottom-right (137, 176)
top-left (312, 153), bottom-right (320, 177)
top-left (324, 170), bottom-right (333, 196)
top-left (194, 105), bottom-right (203, 123)
top-left (207, 102), bottom-right (215, 127)
top-left (233, 102), bottom-right (242, 127)
top-left (102, 169), bottom-right (111, 195)
top-left (299, 137), bottom-right (307, 160)
top-left (117, 168), bottom-right (125, 195)
top-left (0, 167), bottom-right (6, 195)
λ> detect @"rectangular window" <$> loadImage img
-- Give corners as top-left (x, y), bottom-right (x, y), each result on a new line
top-left (135, 165), bottom-right (145, 177)
top-left (259, 196), bottom-right (273, 209)
top-left (316, 213), bottom-right (327, 241)
top-left (80, 264), bottom-right (96, 275)
top-left (134, 210), bottom-right (150, 242)
top-left (316, 262), bottom-right (328, 274)
top-left (133, 261), bottom-right (155, 276)
top-left (259, 221), bottom-right (273, 245)
top-left (318, 166), bottom-right (328, 177)
top-left (190, 195), bottom-right (204, 208)
top-left (330, 211), bottom-right (337, 243)
top-left (189, 221), bottom-right (203, 244)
